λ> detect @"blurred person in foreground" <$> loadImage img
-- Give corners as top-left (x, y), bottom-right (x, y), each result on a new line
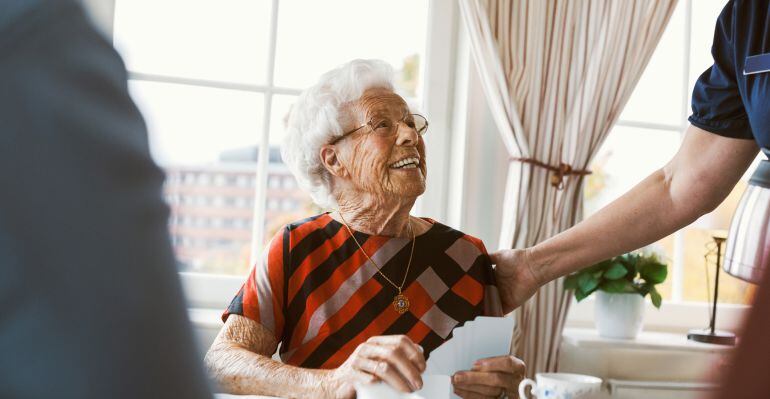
top-left (0, 1), bottom-right (211, 398)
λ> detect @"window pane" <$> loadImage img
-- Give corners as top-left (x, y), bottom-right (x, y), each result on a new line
top-left (129, 81), bottom-right (264, 275)
top-left (618, 0), bottom-right (685, 126)
top-left (681, 228), bottom-right (757, 305)
top-left (273, 0), bottom-right (428, 97)
top-left (584, 126), bottom-right (681, 300)
top-left (264, 95), bottom-right (320, 243)
top-left (654, 235), bottom-right (675, 301)
top-left (687, 0), bottom-right (731, 111)
top-left (584, 126), bottom-right (681, 216)
top-left (130, 81), bottom-right (264, 165)
top-left (114, 0), bottom-right (271, 85)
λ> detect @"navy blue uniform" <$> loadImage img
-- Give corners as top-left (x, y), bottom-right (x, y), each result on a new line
top-left (689, 0), bottom-right (770, 149)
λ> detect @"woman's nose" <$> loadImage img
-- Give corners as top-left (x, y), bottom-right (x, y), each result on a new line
top-left (394, 122), bottom-right (419, 146)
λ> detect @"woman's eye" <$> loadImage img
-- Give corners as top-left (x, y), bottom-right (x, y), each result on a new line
top-left (406, 121), bottom-right (416, 128)
top-left (375, 120), bottom-right (392, 130)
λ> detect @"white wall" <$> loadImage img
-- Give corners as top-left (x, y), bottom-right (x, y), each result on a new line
top-left (455, 66), bottom-right (509, 249)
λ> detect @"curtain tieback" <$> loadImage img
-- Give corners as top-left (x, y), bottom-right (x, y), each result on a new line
top-left (510, 157), bottom-right (592, 189)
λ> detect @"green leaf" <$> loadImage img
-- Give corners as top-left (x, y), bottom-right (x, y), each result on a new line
top-left (614, 257), bottom-right (633, 280)
top-left (603, 262), bottom-right (628, 280)
top-left (574, 288), bottom-right (591, 302)
top-left (600, 279), bottom-right (634, 294)
top-left (650, 286), bottom-right (663, 309)
top-left (563, 274), bottom-right (579, 290)
top-left (640, 263), bottom-right (668, 284)
top-left (585, 260), bottom-right (612, 274)
top-left (624, 253), bottom-right (639, 267)
top-left (577, 273), bottom-right (600, 294)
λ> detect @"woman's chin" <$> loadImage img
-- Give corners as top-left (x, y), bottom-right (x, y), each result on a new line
top-left (390, 180), bottom-right (426, 199)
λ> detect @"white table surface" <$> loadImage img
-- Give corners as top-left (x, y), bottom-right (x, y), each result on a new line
top-left (215, 394), bottom-right (281, 399)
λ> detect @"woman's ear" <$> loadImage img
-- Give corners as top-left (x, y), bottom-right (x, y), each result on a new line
top-left (319, 145), bottom-right (348, 178)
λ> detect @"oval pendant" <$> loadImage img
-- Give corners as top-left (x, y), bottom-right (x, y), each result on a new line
top-left (393, 294), bottom-right (410, 314)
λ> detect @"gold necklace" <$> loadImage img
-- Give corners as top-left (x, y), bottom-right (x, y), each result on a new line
top-left (337, 211), bottom-right (415, 314)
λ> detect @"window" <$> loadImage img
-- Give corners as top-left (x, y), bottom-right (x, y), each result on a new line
top-left (236, 175), bottom-right (250, 188)
top-left (113, 0), bottom-right (431, 277)
top-left (282, 177), bottom-right (295, 189)
top-left (267, 198), bottom-right (280, 211)
top-left (584, 0), bottom-right (758, 307)
top-left (214, 174), bottom-right (226, 186)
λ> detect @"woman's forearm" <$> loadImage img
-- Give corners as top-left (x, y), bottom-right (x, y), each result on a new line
top-left (206, 315), bottom-right (338, 398)
top-left (527, 126), bottom-right (758, 285)
top-left (205, 344), bottom-right (331, 398)
top-left (528, 169), bottom-right (698, 283)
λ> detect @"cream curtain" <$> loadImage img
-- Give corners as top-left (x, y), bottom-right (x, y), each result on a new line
top-left (459, 0), bottom-right (678, 375)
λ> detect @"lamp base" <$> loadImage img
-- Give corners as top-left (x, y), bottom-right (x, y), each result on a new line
top-left (687, 328), bottom-right (736, 345)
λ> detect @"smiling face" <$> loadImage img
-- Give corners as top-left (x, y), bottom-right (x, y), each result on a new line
top-left (323, 87), bottom-right (427, 203)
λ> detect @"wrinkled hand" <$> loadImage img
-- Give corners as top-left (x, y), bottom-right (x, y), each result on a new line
top-left (452, 355), bottom-right (526, 399)
top-left (489, 249), bottom-right (541, 313)
top-left (324, 335), bottom-right (426, 399)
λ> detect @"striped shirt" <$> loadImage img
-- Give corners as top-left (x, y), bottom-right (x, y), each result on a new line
top-left (222, 213), bottom-right (503, 369)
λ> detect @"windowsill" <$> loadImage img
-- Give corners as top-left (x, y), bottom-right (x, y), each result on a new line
top-left (562, 327), bottom-right (734, 354)
top-left (188, 307), bottom-right (223, 330)
top-left (559, 327), bottom-right (734, 384)
top-left (565, 296), bottom-right (749, 334)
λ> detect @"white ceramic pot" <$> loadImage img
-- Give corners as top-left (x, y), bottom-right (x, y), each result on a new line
top-left (594, 291), bottom-right (644, 339)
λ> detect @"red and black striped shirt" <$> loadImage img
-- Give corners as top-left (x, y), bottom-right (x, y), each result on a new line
top-left (222, 213), bottom-right (502, 369)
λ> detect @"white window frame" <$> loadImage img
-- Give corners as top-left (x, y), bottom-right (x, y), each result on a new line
top-left (89, 0), bottom-right (460, 309)
top-left (611, 0), bottom-right (748, 319)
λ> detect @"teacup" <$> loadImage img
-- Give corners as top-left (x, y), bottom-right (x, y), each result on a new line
top-left (518, 372), bottom-right (602, 399)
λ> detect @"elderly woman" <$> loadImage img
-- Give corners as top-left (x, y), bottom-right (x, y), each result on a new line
top-left (205, 59), bottom-right (525, 399)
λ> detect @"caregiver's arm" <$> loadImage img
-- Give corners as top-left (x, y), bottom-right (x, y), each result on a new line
top-left (492, 125), bottom-right (759, 313)
top-left (205, 315), bottom-right (425, 399)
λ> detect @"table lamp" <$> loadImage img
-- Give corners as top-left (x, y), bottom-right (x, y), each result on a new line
top-left (686, 180), bottom-right (747, 345)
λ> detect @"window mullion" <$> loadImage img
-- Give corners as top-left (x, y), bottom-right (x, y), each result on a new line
top-left (249, 0), bottom-right (281, 264)
top-left (680, 0), bottom-right (693, 129)
top-left (126, 71), bottom-right (296, 94)
top-left (671, 0), bottom-right (694, 304)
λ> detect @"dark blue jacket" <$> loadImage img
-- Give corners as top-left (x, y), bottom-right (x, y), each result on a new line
top-left (0, 1), bottom-right (212, 398)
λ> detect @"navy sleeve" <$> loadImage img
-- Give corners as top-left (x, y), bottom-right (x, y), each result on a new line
top-left (688, 0), bottom-right (754, 140)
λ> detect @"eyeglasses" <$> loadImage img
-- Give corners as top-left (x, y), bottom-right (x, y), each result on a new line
top-left (329, 113), bottom-right (428, 145)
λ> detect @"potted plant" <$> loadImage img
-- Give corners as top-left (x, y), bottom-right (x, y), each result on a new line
top-left (564, 250), bottom-right (668, 339)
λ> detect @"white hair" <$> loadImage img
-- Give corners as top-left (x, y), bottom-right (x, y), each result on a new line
top-left (281, 59), bottom-right (396, 208)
